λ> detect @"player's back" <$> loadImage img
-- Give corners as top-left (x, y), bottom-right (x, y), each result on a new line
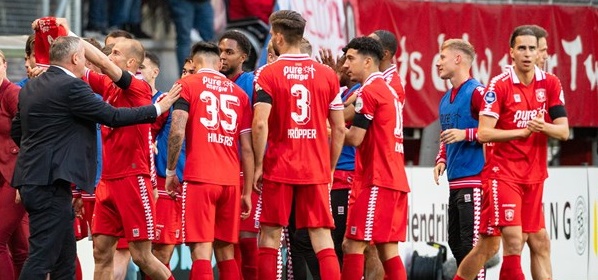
top-left (179, 69), bottom-right (251, 186)
top-left (254, 54), bottom-right (341, 184)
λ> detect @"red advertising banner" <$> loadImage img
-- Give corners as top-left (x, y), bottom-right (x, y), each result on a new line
top-left (357, 1), bottom-right (598, 127)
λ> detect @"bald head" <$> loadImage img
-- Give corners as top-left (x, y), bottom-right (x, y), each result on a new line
top-left (111, 39), bottom-right (145, 71)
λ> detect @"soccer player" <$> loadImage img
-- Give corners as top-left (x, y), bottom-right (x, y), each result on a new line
top-left (266, 40), bottom-right (279, 64)
top-left (182, 57), bottom-right (196, 77)
top-left (78, 35), bottom-right (177, 279)
top-left (518, 24), bottom-right (553, 280)
top-left (528, 25), bottom-right (549, 71)
top-left (140, 51), bottom-right (184, 277)
top-left (217, 29), bottom-right (259, 280)
top-left (359, 29), bottom-right (407, 280)
top-left (166, 41), bottom-right (254, 280)
top-left (433, 39), bottom-right (485, 279)
top-left (453, 26), bottom-right (569, 280)
top-left (341, 36), bottom-right (410, 280)
top-left (252, 10), bottom-right (345, 280)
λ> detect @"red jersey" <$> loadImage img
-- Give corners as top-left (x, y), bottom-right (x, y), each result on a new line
top-left (382, 64), bottom-right (406, 106)
top-left (354, 73), bottom-right (409, 192)
top-left (85, 70), bottom-right (153, 179)
top-left (254, 54), bottom-right (342, 184)
top-left (178, 69), bottom-right (252, 186)
top-left (480, 66), bottom-right (564, 184)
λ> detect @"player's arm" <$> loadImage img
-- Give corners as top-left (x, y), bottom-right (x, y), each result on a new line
top-left (343, 91), bottom-right (358, 121)
top-left (345, 113), bottom-right (369, 146)
top-left (328, 109), bottom-right (345, 173)
top-left (79, 38), bottom-right (123, 82)
top-left (252, 90), bottom-right (272, 190)
top-left (433, 142), bottom-right (446, 185)
top-left (527, 108), bottom-right (569, 141)
top-left (477, 115), bottom-right (531, 143)
top-left (240, 132), bottom-right (254, 218)
top-left (165, 99), bottom-right (188, 194)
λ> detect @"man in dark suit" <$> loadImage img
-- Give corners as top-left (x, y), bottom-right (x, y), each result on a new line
top-left (10, 36), bottom-right (180, 280)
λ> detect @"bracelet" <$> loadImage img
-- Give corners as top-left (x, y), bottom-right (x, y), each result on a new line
top-left (165, 169), bottom-right (176, 177)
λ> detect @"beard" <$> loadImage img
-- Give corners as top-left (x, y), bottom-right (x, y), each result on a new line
top-left (220, 65), bottom-right (236, 76)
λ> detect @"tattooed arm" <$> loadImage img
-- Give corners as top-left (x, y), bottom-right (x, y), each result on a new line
top-left (165, 108), bottom-right (188, 195)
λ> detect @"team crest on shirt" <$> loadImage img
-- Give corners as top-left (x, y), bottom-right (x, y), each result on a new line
top-left (132, 228), bottom-right (140, 238)
top-left (505, 209), bottom-right (515, 222)
top-left (484, 91), bottom-right (496, 104)
top-left (535, 89), bottom-right (547, 102)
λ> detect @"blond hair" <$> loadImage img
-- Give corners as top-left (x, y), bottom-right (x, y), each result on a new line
top-left (441, 39), bottom-right (475, 64)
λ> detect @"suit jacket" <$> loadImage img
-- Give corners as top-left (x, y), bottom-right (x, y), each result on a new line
top-left (0, 78), bottom-right (20, 183)
top-left (11, 66), bottom-right (158, 193)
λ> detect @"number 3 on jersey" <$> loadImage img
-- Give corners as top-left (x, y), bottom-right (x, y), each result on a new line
top-left (200, 91), bottom-right (239, 133)
top-left (291, 84), bottom-right (311, 125)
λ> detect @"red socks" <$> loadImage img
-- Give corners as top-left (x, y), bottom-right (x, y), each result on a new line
top-left (316, 248), bottom-right (341, 280)
top-left (240, 237), bottom-right (259, 280)
top-left (218, 259), bottom-right (240, 280)
top-left (453, 275), bottom-right (467, 280)
top-left (190, 259), bottom-right (213, 280)
top-left (500, 255), bottom-right (524, 280)
top-left (383, 256), bottom-right (406, 280)
top-left (258, 247), bottom-right (279, 280)
top-left (341, 253), bottom-right (364, 280)
top-left (234, 244), bottom-right (243, 277)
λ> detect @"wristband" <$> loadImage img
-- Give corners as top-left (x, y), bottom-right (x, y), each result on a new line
top-left (165, 169), bottom-right (176, 177)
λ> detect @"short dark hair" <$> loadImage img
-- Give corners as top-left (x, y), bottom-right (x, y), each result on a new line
top-left (25, 34), bottom-right (35, 56)
top-left (102, 44), bottom-right (114, 56)
top-left (83, 37), bottom-right (102, 50)
top-left (184, 56), bottom-right (193, 64)
top-left (526, 25), bottom-right (548, 39)
top-left (106, 29), bottom-right (134, 40)
top-left (300, 37), bottom-right (312, 56)
top-left (372, 30), bottom-right (398, 56)
top-left (190, 41), bottom-right (220, 58)
top-left (269, 10), bottom-right (306, 46)
top-left (219, 30), bottom-right (252, 55)
top-left (509, 25), bottom-right (537, 48)
top-left (343, 36), bottom-right (384, 65)
top-left (144, 51), bottom-right (160, 68)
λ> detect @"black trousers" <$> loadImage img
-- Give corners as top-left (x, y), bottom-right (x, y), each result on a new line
top-left (18, 180), bottom-right (76, 280)
top-left (289, 188), bottom-right (349, 279)
top-left (448, 187), bottom-right (480, 267)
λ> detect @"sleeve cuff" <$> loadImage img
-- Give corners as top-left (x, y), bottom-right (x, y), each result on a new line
top-left (154, 104), bottom-right (162, 116)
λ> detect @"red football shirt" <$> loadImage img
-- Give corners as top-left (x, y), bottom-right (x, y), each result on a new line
top-left (178, 68), bottom-right (252, 186)
top-left (254, 54), bottom-right (342, 184)
top-left (354, 73), bottom-right (410, 192)
top-left (85, 70), bottom-right (153, 179)
top-left (382, 64), bottom-right (406, 106)
top-left (480, 66), bottom-right (564, 184)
